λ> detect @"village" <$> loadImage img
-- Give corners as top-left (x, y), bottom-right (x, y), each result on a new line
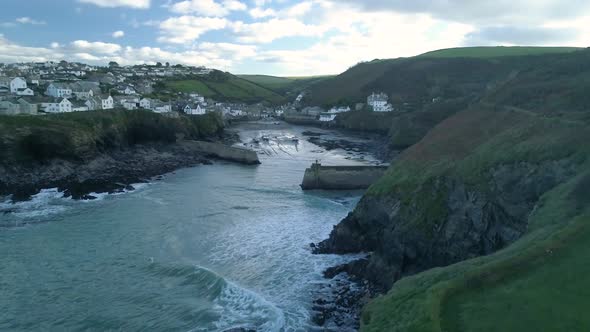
top-left (0, 60), bottom-right (396, 122)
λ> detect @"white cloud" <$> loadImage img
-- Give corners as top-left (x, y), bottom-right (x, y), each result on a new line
top-left (158, 16), bottom-right (229, 43)
top-left (170, 0), bottom-right (246, 16)
top-left (112, 30), bottom-right (125, 38)
top-left (70, 40), bottom-right (122, 54)
top-left (231, 18), bottom-right (326, 43)
top-left (198, 42), bottom-right (257, 59)
top-left (15, 17), bottom-right (47, 25)
top-left (77, 0), bottom-right (150, 9)
top-left (249, 7), bottom-right (276, 18)
top-left (223, 0), bottom-right (247, 11)
top-left (284, 1), bottom-right (312, 17)
top-left (0, 35), bottom-right (241, 70)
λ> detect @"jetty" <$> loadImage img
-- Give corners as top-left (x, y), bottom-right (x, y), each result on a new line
top-left (182, 141), bottom-right (260, 165)
top-left (301, 161), bottom-right (388, 190)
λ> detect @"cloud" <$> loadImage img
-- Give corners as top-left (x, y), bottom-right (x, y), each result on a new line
top-left (112, 30), bottom-right (125, 38)
top-left (77, 0), bottom-right (150, 9)
top-left (231, 18), bottom-right (326, 43)
top-left (15, 17), bottom-right (46, 25)
top-left (169, 0), bottom-right (246, 16)
top-left (465, 26), bottom-right (580, 45)
top-left (198, 42), bottom-right (257, 59)
top-left (158, 16), bottom-right (228, 43)
top-left (336, 0), bottom-right (590, 25)
top-left (0, 35), bottom-right (241, 69)
top-left (249, 7), bottom-right (276, 18)
top-left (70, 40), bottom-right (122, 54)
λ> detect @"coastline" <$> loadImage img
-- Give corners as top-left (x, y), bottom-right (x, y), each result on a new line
top-left (0, 136), bottom-right (258, 202)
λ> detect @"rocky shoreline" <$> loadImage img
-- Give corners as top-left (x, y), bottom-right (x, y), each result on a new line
top-left (301, 130), bottom-right (397, 163)
top-left (0, 135), bottom-right (257, 202)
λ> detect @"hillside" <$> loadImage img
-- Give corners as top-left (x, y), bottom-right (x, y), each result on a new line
top-left (238, 74), bottom-right (332, 97)
top-left (307, 46), bottom-right (584, 107)
top-left (314, 48), bottom-right (590, 331)
top-left (0, 110), bottom-right (225, 199)
top-left (418, 46), bottom-right (581, 58)
top-left (160, 70), bottom-right (286, 105)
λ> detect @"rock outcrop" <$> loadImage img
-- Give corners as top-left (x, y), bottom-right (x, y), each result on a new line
top-left (315, 160), bottom-right (576, 291)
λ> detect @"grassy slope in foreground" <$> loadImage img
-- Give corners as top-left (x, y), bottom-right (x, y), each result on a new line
top-left (418, 46), bottom-right (582, 58)
top-left (360, 105), bottom-right (590, 331)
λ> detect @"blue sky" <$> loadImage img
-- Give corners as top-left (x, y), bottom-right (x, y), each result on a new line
top-left (0, 0), bottom-right (588, 76)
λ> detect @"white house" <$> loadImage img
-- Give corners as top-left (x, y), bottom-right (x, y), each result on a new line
top-left (100, 95), bottom-right (114, 110)
top-left (71, 82), bottom-right (100, 100)
top-left (230, 109), bottom-right (245, 117)
top-left (16, 88), bottom-right (34, 96)
top-left (184, 104), bottom-right (205, 115)
top-left (43, 98), bottom-right (72, 113)
top-left (319, 113), bottom-right (337, 122)
top-left (367, 92), bottom-right (393, 112)
top-left (46, 83), bottom-right (72, 98)
top-left (122, 98), bottom-right (140, 110)
top-left (189, 93), bottom-right (205, 103)
top-left (153, 102), bottom-right (171, 113)
top-left (10, 77), bottom-right (27, 94)
top-left (328, 106), bottom-right (351, 114)
top-left (123, 86), bottom-right (136, 95)
top-left (139, 98), bottom-right (151, 109)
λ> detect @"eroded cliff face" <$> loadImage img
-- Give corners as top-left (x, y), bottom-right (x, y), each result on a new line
top-left (315, 160), bottom-right (576, 291)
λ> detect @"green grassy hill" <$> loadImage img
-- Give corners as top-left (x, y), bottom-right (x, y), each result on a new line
top-left (419, 46), bottom-right (582, 58)
top-left (312, 48), bottom-right (590, 332)
top-left (161, 70), bottom-right (287, 105)
top-left (361, 106), bottom-right (590, 331)
top-left (238, 74), bottom-right (332, 96)
top-left (307, 46), bottom-right (584, 107)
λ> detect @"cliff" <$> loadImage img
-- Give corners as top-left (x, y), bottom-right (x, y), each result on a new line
top-left (0, 110), bottom-right (241, 200)
top-left (317, 105), bottom-right (590, 331)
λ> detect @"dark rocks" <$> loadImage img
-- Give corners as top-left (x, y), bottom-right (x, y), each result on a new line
top-left (302, 131), bottom-right (325, 137)
top-left (0, 142), bottom-right (214, 202)
top-left (313, 159), bottom-right (577, 326)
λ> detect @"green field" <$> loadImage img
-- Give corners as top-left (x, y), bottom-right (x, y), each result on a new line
top-left (238, 74), bottom-right (332, 94)
top-left (419, 46), bottom-right (582, 58)
top-left (163, 71), bottom-right (287, 104)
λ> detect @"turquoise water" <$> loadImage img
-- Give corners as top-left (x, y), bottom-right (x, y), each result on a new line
top-left (0, 124), bottom-right (374, 331)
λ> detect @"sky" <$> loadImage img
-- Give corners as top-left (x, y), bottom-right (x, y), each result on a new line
top-left (0, 0), bottom-right (589, 76)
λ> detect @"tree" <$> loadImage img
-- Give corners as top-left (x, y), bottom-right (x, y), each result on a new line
top-left (156, 62), bottom-right (163, 67)
top-left (108, 61), bottom-right (119, 68)
top-left (165, 62), bottom-right (170, 67)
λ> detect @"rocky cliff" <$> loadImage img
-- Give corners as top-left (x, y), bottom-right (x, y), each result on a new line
top-left (313, 105), bottom-right (590, 329)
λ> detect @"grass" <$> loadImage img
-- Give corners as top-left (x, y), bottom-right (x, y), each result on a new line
top-left (362, 164), bottom-right (590, 332)
top-left (358, 103), bottom-right (590, 331)
top-left (164, 80), bottom-right (215, 96)
top-left (0, 110), bottom-right (224, 163)
top-left (163, 71), bottom-right (286, 104)
top-left (419, 46), bottom-right (582, 59)
top-left (238, 74), bottom-right (333, 95)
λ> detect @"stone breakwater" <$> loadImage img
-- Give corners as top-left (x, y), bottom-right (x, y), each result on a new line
top-left (301, 163), bottom-right (388, 190)
top-left (184, 141), bottom-right (260, 165)
top-left (0, 140), bottom-right (259, 201)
